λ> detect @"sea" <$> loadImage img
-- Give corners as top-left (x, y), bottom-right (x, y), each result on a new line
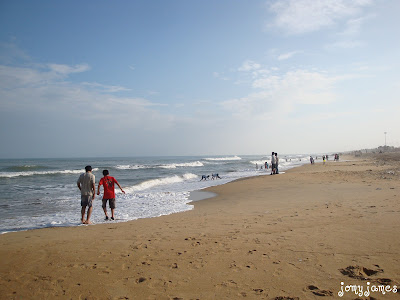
top-left (0, 154), bottom-right (316, 234)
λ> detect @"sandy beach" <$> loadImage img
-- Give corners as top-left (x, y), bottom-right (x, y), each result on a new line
top-left (0, 153), bottom-right (399, 299)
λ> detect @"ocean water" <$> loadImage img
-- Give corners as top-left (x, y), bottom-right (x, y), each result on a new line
top-left (0, 154), bottom-right (314, 233)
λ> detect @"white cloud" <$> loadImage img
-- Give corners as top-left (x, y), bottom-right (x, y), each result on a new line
top-left (220, 69), bottom-right (339, 120)
top-left (0, 63), bottom-right (173, 131)
top-left (253, 69), bottom-right (337, 104)
top-left (277, 51), bottom-right (300, 60)
top-left (81, 82), bottom-right (131, 93)
top-left (47, 63), bottom-right (90, 75)
top-left (238, 60), bottom-right (261, 72)
top-left (268, 0), bottom-right (373, 34)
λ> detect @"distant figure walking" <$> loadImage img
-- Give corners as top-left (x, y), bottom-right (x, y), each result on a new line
top-left (200, 175), bottom-right (210, 181)
top-left (275, 152), bottom-right (279, 174)
top-left (97, 170), bottom-right (125, 221)
top-left (212, 173), bottom-right (221, 180)
top-left (271, 152), bottom-right (276, 175)
top-left (77, 165), bottom-right (96, 224)
top-left (323, 155), bottom-right (326, 165)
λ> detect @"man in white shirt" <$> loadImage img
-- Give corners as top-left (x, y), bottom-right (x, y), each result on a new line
top-left (77, 165), bottom-right (96, 224)
top-left (271, 152), bottom-right (275, 175)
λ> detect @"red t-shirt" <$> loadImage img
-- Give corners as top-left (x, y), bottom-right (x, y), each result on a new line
top-left (99, 176), bottom-right (118, 199)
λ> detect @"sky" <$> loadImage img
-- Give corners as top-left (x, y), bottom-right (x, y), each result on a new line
top-left (0, 0), bottom-right (399, 158)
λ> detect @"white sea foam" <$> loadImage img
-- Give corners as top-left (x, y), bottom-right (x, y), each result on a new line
top-left (116, 161), bottom-right (203, 170)
top-left (0, 168), bottom-right (99, 178)
top-left (126, 173), bottom-right (198, 192)
top-left (116, 164), bottom-right (147, 170)
top-left (159, 161), bottom-right (204, 169)
top-left (204, 156), bottom-right (242, 161)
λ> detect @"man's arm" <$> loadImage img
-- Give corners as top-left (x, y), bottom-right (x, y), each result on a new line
top-left (97, 183), bottom-right (101, 195)
top-left (92, 182), bottom-right (96, 199)
top-left (115, 180), bottom-right (125, 194)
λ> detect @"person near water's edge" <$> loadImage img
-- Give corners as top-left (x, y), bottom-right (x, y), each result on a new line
top-left (77, 165), bottom-right (95, 224)
top-left (271, 152), bottom-right (275, 175)
top-left (97, 170), bottom-right (125, 220)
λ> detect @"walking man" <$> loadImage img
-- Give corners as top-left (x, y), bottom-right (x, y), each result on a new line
top-left (97, 170), bottom-right (125, 220)
top-left (275, 152), bottom-right (279, 174)
top-left (271, 152), bottom-right (275, 175)
top-left (77, 165), bottom-right (96, 224)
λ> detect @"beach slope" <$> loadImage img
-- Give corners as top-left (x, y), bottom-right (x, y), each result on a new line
top-left (1, 154), bottom-right (399, 299)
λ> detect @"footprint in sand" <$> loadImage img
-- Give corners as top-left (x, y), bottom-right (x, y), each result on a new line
top-left (339, 265), bottom-right (383, 280)
top-left (305, 285), bottom-right (333, 296)
top-left (274, 297), bottom-right (299, 300)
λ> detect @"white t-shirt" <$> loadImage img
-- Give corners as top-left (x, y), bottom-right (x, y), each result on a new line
top-left (77, 172), bottom-right (95, 196)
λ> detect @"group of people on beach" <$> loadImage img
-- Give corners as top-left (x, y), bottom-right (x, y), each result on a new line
top-left (255, 152), bottom-right (279, 174)
top-left (309, 154), bottom-right (339, 165)
top-left (77, 166), bottom-right (125, 224)
top-left (270, 152), bottom-right (279, 174)
top-left (200, 173), bottom-right (222, 181)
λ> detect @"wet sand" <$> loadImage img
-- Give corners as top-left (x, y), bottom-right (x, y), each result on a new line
top-left (0, 153), bottom-right (399, 299)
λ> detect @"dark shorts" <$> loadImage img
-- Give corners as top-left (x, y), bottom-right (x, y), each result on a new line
top-left (102, 198), bottom-right (116, 209)
top-left (81, 195), bottom-right (93, 207)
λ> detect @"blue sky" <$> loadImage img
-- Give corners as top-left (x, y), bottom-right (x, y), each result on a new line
top-left (0, 0), bottom-right (399, 158)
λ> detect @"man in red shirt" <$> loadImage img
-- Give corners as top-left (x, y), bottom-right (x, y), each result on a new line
top-left (97, 170), bottom-right (125, 220)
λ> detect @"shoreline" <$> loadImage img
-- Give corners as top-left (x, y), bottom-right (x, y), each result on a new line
top-left (1, 153), bottom-right (399, 299)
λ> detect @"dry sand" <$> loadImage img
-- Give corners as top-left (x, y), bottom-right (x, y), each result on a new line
top-left (0, 153), bottom-right (399, 299)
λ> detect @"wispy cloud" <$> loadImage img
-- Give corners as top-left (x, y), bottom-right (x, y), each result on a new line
top-left (0, 62), bottom-right (172, 131)
top-left (268, 0), bottom-right (374, 35)
top-left (47, 63), bottom-right (90, 75)
top-left (238, 60), bottom-right (261, 72)
top-left (81, 82), bottom-right (131, 93)
top-left (277, 51), bottom-right (300, 60)
top-left (221, 68), bottom-right (340, 120)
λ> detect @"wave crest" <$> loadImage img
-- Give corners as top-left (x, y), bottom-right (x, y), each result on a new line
top-left (204, 156), bottom-right (242, 161)
top-left (126, 173), bottom-right (198, 192)
top-left (0, 168), bottom-right (99, 178)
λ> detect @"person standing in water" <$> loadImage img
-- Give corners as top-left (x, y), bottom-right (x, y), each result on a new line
top-left (77, 165), bottom-right (96, 224)
top-left (97, 170), bottom-right (125, 220)
top-left (271, 152), bottom-right (276, 175)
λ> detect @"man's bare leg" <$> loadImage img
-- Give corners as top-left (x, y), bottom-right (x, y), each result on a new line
top-left (84, 206), bottom-right (93, 224)
top-left (81, 207), bottom-right (86, 224)
top-left (103, 206), bottom-right (109, 220)
top-left (111, 208), bottom-right (115, 220)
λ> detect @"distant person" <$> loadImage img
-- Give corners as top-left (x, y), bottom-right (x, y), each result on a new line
top-left (212, 173), bottom-right (221, 180)
top-left (200, 175), bottom-right (210, 181)
top-left (310, 156), bottom-right (313, 164)
top-left (97, 170), bottom-right (125, 221)
top-left (323, 155), bottom-right (326, 165)
top-left (275, 152), bottom-right (279, 174)
top-left (271, 152), bottom-right (275, 175)
top-left (256, 163), bottom-right (258, 170)
top-left (77, 165), bottom-right (96, 224)
top-left (265, 161), bottom-right (268, 169)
